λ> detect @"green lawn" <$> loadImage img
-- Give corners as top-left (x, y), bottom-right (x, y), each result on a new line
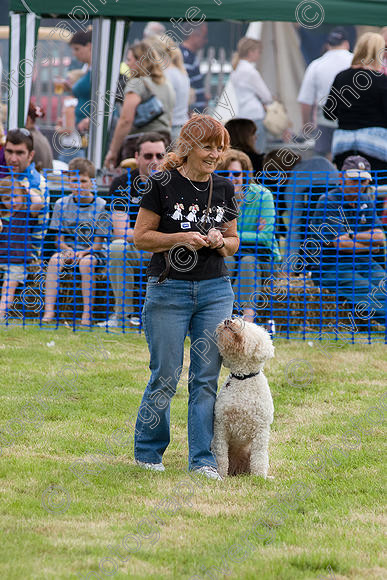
top-left (0, 326), bottom-right (385, 580)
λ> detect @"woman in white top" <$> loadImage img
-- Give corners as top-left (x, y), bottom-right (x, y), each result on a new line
top-left (161, 40), bottom-right (190, 142)
top-left (230, 38), bottom-right (273, 153)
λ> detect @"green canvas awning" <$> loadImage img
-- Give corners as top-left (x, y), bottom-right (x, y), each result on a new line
top-left (9, 0), bottom-right (387, 27)
top-left (8, 0), bottom-right (386, 167)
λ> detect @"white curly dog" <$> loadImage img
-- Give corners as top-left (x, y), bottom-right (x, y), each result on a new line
top-left (212, 318), bottom-right (275, 478)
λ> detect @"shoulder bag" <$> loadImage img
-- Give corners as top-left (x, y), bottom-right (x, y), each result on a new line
top-left (133, 78), bottom-right (164, 128)
top-left (263, 100), bottom-right (290, 137)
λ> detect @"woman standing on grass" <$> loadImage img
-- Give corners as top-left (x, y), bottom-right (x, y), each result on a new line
top-left (133, 115), bottom-right (239, 480)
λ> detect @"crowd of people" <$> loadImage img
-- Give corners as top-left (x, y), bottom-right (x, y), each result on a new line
top-left (0, 23), bottom-right (386, 333)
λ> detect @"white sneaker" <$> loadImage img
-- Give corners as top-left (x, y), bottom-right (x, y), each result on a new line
top-left (193, 466), bottom-right (222, 480)
top-left (97, 315), bottom-right (141, 328)
top-left (97, 314), bottom-right (121, 328)
top-left (135, 459), bottom-right (165, 472)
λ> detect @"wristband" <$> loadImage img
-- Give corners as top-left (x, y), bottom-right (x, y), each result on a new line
top-left (216, 240), bottom-right (225, 249)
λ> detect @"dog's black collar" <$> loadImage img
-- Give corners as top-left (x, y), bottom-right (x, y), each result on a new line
top-left (230, 371), bottom-right (261, 380)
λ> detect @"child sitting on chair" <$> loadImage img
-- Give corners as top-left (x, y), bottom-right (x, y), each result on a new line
top-left (0, 179), bottom-right (43, 319)
top-left (42, 158), bottom-right (107, 326)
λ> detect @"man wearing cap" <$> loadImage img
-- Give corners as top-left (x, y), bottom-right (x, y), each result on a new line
top-left (308, 156), bottom-right (386, 325)
top-left (298, 27), bottom-right (353, 158)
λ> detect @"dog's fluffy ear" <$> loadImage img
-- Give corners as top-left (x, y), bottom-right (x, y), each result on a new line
top-left (253, 326), bottom-right (275, 361)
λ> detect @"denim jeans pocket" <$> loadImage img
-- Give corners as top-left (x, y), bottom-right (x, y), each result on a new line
top-left (147, 276), bottom-right (168, 286)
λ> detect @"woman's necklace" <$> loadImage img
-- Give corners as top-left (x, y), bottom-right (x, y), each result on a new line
top-left (182, 164), bottom-right (209, 192)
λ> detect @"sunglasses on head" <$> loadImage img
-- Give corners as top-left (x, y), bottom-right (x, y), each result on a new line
top-left (142, 153), bottom-right (165, 160)
top-left (218, 170), bottom-right (242, 178)
top-left (7, 128), bottom-right (31, 138)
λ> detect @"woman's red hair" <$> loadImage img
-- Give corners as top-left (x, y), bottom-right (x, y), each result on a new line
top-left (160, 114), bottom-right (230, 172)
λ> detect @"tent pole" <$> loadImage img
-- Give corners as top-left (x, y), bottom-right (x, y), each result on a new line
top-left (88, 16), bottom-right (102, 167)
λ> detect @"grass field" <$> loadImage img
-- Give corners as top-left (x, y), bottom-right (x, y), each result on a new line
top-left (0, 326), bottom-right (385, 580)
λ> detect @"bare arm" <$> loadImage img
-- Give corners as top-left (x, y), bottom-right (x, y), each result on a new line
top-left (105, 92), bottom-right (141, 166)
top-left (353, 228), bottom-right (386, 247)
top-left (134, 208), bottom-right (209, 252)
top-left (91, 235), bottom-right (103, 252)
top-left (333, 230), bottom-right (385, 253)
top-left (29, 190), bottom-right (44, 214)
top-left (64, 105), bottom-right (76, 132)
top-left (112, 211), bottom-right (134, 241)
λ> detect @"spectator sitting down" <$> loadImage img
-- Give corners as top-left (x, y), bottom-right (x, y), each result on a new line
top-left (0, 180), bottom-right (43, 320)
top-left (98, 133), bottom-right (167, 328)
top-left (3, 129), bottom-right (49, 260)
top-left (309, 156), bottom-right (386, 326)
top-left (42, 158), bottom-right (107, 327)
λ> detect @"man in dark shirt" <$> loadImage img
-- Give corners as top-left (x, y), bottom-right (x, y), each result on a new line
top-left (181, 23), bottom-right (208, 114)
top-left (309, 156), bottom-right (386, 325)
top-left (98, 133), bottom-right (166, 328)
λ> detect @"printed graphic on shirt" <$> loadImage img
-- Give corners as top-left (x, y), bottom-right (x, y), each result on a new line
top-left (168, 200), bottom-right (229, 230)
top-left (186, 204), bottom-right (199, 222)
top-left (171, 203), bottom-right (184, 220)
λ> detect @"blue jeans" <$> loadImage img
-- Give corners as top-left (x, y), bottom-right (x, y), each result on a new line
top-left (312, 258), bottom-right (387, 324)
top-left (134, 276), bottom-right (234, 470)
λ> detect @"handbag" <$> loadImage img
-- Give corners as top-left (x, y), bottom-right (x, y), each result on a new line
top-left (133, 79), bottom-right (164, 128)
top-left (263, 100), bottom-right (290, 137)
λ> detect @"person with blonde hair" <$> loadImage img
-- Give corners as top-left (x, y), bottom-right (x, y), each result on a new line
top-left (132, 115), bottom-right (239, 479)
top-left (230, 37), bottom-right (273, 153)
top-left (104, 41), bottom-right (175, 169)
top-left (323, 32), bottom-right (387, 172)
top-left (217, 149), bottom-right (281, 322)
top-left (158, 39), bottom-right (190, 141)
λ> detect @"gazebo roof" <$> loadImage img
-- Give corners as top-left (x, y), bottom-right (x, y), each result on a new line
top-left (10, 0), bottom-right (386, 27)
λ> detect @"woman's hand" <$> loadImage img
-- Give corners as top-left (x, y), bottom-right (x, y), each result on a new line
top-left (182, 232), bottom-right (209, 250)
top-left (206, 228), bottom-right (224, 249)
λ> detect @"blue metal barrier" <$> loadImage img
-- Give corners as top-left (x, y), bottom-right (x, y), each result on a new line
top-left (0, 167), bottom-right (385, 342)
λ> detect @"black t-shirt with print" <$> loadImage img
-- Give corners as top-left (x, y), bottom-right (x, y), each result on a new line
top-left (140, 169), bottom-right (238, 280)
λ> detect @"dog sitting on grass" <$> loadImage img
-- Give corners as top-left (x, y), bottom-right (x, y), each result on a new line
top-left (212, 318), bottom-right (275, 478)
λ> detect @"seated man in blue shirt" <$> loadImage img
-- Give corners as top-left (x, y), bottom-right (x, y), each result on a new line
top-left (308, 156), bottom-right (386, 326)
top-left (3, 129), bottom-right (49, 260)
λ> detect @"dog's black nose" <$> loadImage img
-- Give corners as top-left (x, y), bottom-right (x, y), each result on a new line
top-left (224, 318), bottom-right (233, 327)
